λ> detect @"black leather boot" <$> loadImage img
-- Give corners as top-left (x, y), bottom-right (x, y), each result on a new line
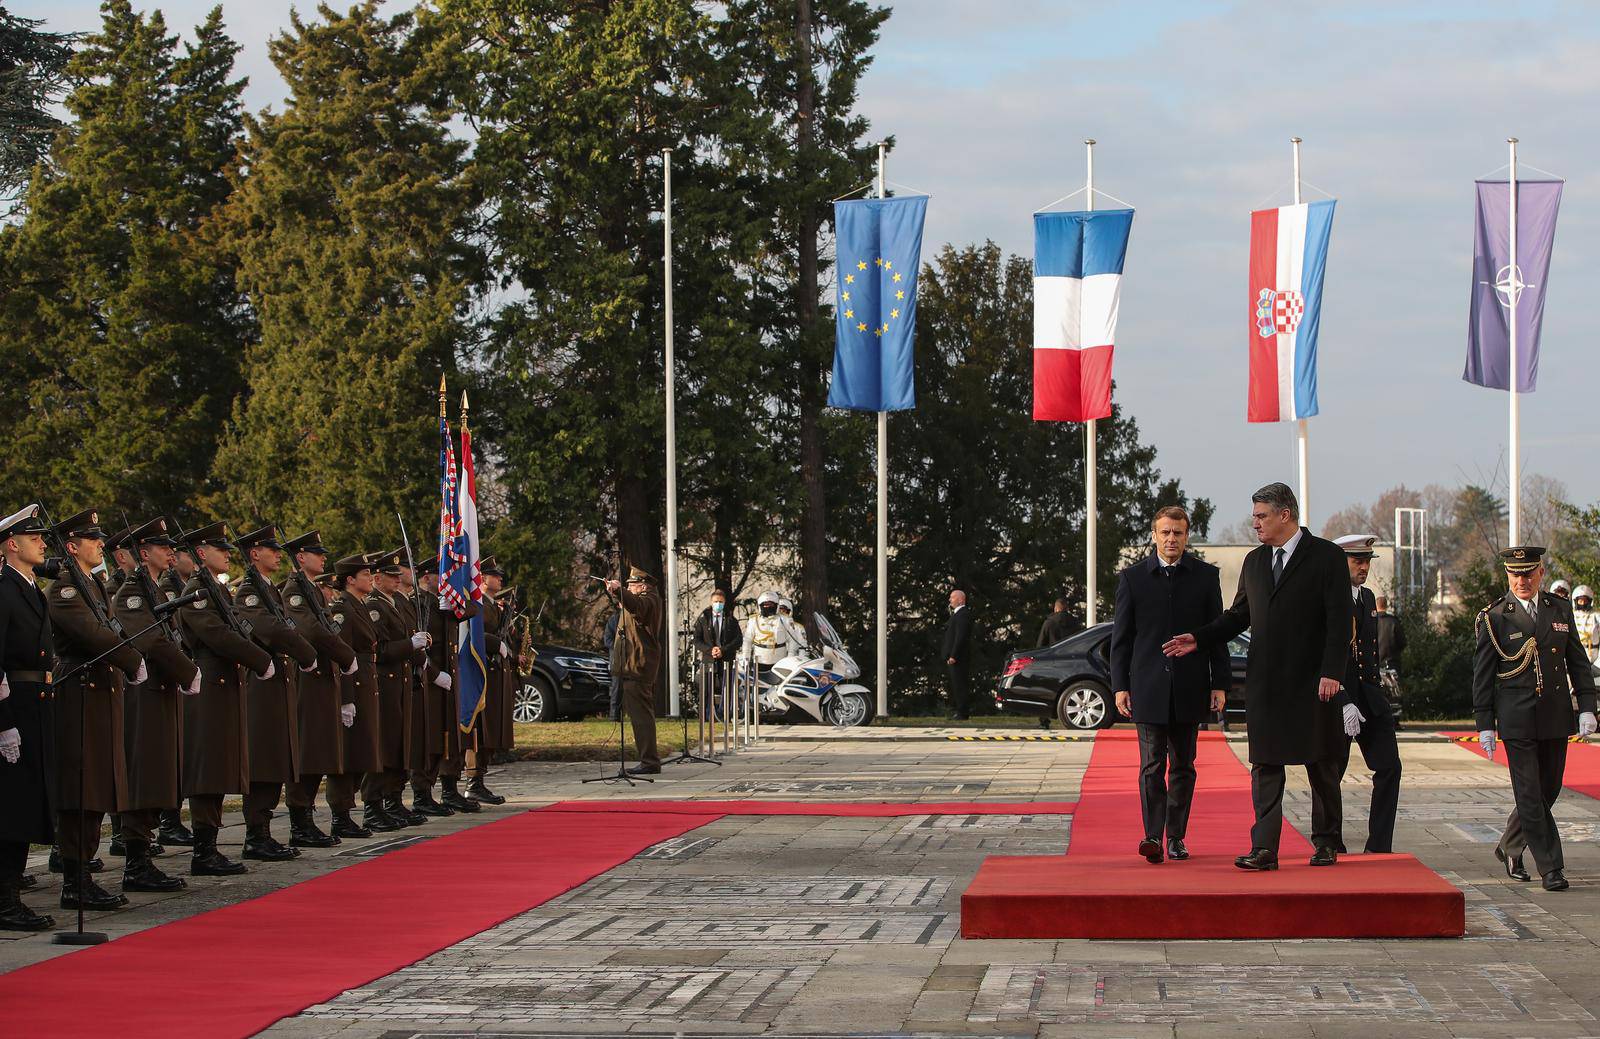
top-left (362, 802), bottom-right (404, 833)
top-left (109, 815), bottom-right (126, 857)
top-left (385, 794), bottom-right (427, 826)
top-left (289, 807), bottom-right (340, 848)
top-left (467, 777), bottom-right (507, 805)
top-left (60, 862), bottom-right (130, 910)
top-left (190, 825), bottom-right (248, 876)
top-left (411, 787), bottom-right (453, 816)
top-left (242, 825), bottom-right (297, 862)
top-left (158, 811), bottom-right (195, 846)
top-left (330, 810), bottom-right (373, 839)
top-left (0, 878), bottom-right (54, 932)
top-left (441, 777), bottom-right (480, 813)
top-left (18, 874), bottom-right (36, 890)
top-left (122, 838), bottom-right (186, 893)
top-left (49, 847), bottom-right (104, 874)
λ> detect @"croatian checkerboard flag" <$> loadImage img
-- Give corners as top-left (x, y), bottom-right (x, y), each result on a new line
top-left (1247, 200), bottom-right (1335, 422)
top-left (1032, 209), bottom-right (1134, 422)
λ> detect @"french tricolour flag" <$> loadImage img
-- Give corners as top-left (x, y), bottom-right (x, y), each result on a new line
top-left (1032, 209), bottom-right (1133, 422)
top-left (1247, 200), bottom-right (1335, 422)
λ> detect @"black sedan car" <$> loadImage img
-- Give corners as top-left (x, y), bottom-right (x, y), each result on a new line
top-left (513, 643), bottom-right (612, 723)
top-left (995, 623), bottom-right (1250, 730)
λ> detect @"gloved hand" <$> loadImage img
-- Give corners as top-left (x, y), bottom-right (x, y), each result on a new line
top-left (433, 671), bottom-right (453, 690)
top-left (500, 642), bottom-right (511, 660)
top-left (133, 659), bottom-right (148, 685)
top-left (1342, 703), bottom-right (1364, 739)
top-left (258, 660), bottom-right (276, 681)
top-left (1480, 730), bottom-right (1497, 761)
top-left (410, 632), bottom-right (431, 650)
top-left (184, 671), bottom-right (201, 696)
top-left (1580, 711), bottom-right (1598, 738)
top-left (342, 656), bottom-right (359, 676)
top-left (299, 660), bottom-right (318, 673)
top-left (0, 728), bottom-right (19, 764)
top-left (340, 703), bottom-right (356, 728)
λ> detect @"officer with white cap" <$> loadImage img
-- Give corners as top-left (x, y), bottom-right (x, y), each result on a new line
top-left (740, 592), bottom-right (807, 677)
top-left (1550, 578), bottom-right (1571, 600)
top-left (1571, 585), bottom-right (1599, 664)
top-left (1330, 534), bottom-right (1403, 853)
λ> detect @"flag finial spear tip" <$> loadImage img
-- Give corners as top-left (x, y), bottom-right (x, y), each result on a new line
top-left (438, 373), bottom-right (446, 394)
top-left (460, 389), bottom-right (469, 413)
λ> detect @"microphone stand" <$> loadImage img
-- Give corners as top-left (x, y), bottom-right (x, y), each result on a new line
top-left (583, 584), bottom-right (651, 785)
top-left (666, 638), bottom-right (719, 768)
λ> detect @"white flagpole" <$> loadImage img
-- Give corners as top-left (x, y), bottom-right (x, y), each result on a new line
top-left (663, 148), bottom-right (681, 718)
top-left (876, 141), bottom-right (890, 719)
top-left (1084, 139), bottom-right (1098, 627)
top-left (1507, 137), bottom-right (1520, 546)
top-left (1292, 136), bottom-right (1310, 528)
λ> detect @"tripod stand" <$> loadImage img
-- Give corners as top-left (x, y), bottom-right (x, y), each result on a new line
top-left (666, 658), bottom-right (721, 767)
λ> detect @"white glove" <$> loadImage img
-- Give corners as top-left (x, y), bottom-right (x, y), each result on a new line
top-left (1580, 711), bottom-right (1598, 738)
top-left (433, 671), bottom-right (453, 690)
top-left (0, 674), bottom-right (9, 702)
top-left (299, 660), bottom-right (318, 672)
top-left (500, 642), bottom-right (511, 659)
top-left (340, 703), bottom-right (356, 728)
top-left (1480, 730), bottom-right (1497, 761)
top-left (258, 660), bottom-right (275, 681)
top-left (1342, 703), bottom-right (1364, 739)
top-left (184, 671), bottom-right (201, 696)
top-left (0, 728), bottom-right (19, 764)
top-left (133, 659), bottom-right (148, 685)
top-left (342, 656), bottom-right (359, 676)
top-left (410, 632), bottom-right (431, 649)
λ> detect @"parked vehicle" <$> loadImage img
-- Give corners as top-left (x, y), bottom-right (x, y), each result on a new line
top-left (513, 643), bottom-right (612, 723)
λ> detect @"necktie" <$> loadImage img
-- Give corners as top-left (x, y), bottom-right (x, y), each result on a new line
top-left (1164, 565), bottom-right (1175, 580)
top-left (1272, 548), bottom-right (1285, 586)
top-left (1525, 599), bottom-right (1537, 622)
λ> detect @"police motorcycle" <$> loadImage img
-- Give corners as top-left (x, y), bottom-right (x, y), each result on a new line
top-left (751, 613), bottom-right (874, 728)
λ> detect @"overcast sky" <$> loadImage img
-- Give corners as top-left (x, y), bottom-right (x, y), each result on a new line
top-left (16, 0), bottom-right (1600, 529)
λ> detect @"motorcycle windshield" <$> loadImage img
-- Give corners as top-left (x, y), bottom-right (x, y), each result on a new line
top-left (814, 613), bottom-right (844, 650)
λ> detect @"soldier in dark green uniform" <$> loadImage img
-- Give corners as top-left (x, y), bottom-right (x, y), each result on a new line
top-left (365, 550), bottom-right (427, 826)
top-left (156, 549), bottom-right (199, 848)
top-left (1476, 546), bottom-right (1599, 891)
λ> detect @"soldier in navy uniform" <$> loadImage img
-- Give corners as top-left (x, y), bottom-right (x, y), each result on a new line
top-left (1476, 546), bottom-right (1599, 890)
top-left (1329, 534), bottom-right (1402, 854)
top-left (0, 506), bottom-right (58, 931)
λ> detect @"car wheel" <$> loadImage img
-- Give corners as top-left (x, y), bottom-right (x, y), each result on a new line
top-left (1056, 681), bottom-right (1110, 731)
top-left (514, 676), bottom-right (555, 723)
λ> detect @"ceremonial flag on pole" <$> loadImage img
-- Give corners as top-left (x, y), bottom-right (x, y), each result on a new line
top-left (455, 411), bottom-right (488, 733)
top-left (1247, 200), bottom-right (1335, 422)
top-left (1465, 179), bottom-right (1562, 391)
top-left (438, 389), bottom-right (468, 616)
top-left (1032, 208), bottom-right (1134, 422)
top-left (828, 195), bottom-right (928, 412)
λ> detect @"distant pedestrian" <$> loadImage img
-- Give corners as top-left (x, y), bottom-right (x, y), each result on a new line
top-left (1374, 595), bottom-right (1406, 679)
top-left (942, 589), bottom-right (974, 720)
top-left (1037, 598), bottom-right (1073, 647)
top-left (693, 588), bottom-right (742, 721)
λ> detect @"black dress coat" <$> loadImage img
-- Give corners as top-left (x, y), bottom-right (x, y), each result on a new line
top-left (1345, 586), bottom-right (1395, 729)
top-left (941, 606), bottom-right (974, 667)
top-left (1110, 552), bottom-right (1230, 726)
top-left (1194, 529), bottom-right (1350, 765)
top-left (1474, 591), bottom-right (1597, 739)
top-left (0, 564), bottom-right (57, 844)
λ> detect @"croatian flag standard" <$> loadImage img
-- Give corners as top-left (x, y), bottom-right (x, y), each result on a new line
top-left (1247, 200), bottom-right (1335, 422)
top-left (1032, 209), bottom-right (1134, 422)
top-left (454, 420), bottom-right (488, 734)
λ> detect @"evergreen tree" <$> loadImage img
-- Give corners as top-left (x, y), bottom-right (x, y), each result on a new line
top-left (0, 7), bottom-right (75, 201)
top-left (208, 2), bottom-right (477, 552)
top-left (0, 2), bottom-right (246, 520)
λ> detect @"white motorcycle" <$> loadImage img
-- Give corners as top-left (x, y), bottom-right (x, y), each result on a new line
top-left (750, 614), bottom-right (874, 728)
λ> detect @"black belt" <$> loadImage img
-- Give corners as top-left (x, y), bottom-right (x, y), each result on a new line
top-left (7, 670), bottom-right (51, 684)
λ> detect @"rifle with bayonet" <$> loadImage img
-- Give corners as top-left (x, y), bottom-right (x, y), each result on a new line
top-left (168, 516), bottom-right (255, 642)
top-left (285, 545), bottom-right (340, 636)
top-left (38, 503), bottom-right (126, 640)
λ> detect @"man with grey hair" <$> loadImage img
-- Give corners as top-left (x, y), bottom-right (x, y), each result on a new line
top-left (1164, 482), bottom-right (1350, 870)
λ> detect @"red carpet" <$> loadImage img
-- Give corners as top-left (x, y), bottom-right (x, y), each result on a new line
top-left (542, 799), bottom-right (1077, 817)
top-left (1445, 731), bottom-right (1600, 800)
top-left (961, 729), bottom-right (1465, 939)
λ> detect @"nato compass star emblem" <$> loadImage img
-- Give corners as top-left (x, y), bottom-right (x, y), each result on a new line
top-left (1483, 264), bottom-right (1534, 309)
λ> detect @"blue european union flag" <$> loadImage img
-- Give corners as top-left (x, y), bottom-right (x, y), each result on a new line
top-left (828, 195), bottom-right (927, 412)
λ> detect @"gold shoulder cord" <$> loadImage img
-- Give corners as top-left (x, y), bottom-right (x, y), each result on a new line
top-left (1478, 606), bottom-right (1543, 694)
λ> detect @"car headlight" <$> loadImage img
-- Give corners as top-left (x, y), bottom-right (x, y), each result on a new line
top-left (553, 656), bottom-right (605, 671)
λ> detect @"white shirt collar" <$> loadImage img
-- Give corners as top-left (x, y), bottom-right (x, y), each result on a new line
top-left (2, 561), bottom-right (35, 587)
top-left (1271, 527), bottom-right (1304, 565)
top-left (1351, 584), bottom-right (1362, 602)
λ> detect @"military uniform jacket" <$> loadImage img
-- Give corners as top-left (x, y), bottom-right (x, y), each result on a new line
top-left (178, 573), bottom-right (273, 796)
top-left (49, 568), bottom-right (140, 813)
top-left (370, 591), bottom-right (417, 770)
top-left (234, 568), bottom-right (317, 783)
top-left (421, 597), bottom-right (464, 760)
top-left (1474, 591), bottom-right (1598, 740)
top-left (478, 597), bottom-right (511, 751)
top-left (0, 564), bottom-right (57, 844)
top-left (1345, 586), bottom-right (1395, 730)
top-left (112, 570), bottom-right (198, 810)
top-left (280, 575), bottom-right (356, 776)
top-left (332, 592), bottom-right (385, 774)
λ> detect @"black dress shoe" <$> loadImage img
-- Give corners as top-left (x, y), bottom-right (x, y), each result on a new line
top-left (1542, 869), bottom-right (1570, 891)
top-left (362, 805), bottom-right (404, 833)
top-left (60, 872), bottom-right (130, 911)
top-left (625, 764), bottom-right (662, 776)
top-left (1166, 837), bottom-right (1189, 861)
top-left (330, 812), bottom-right (373, 839)
top-left (1494, 845), bottom-right (1531, 882)
top-left (1138, 837), bottom-right (1163, 864)
top-left (467, 780), bottom-right (507, 806)
top-left (1234, 848), bottom-right (1279, 871)
top-left (1309, 846), bottom-right (1338, 867)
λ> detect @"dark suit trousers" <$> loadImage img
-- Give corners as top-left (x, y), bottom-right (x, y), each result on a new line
top-left (1498, 737), bottom-right (1568, 875)
top-left (1249, 761), bottom-right (1343, 854)
top-left (622, 679), bottom-right (660, 769)
top-left (1137, 723), bottom-right (1198, 840)
top-left (946, 663), bottom-right (970, 717)
top-left (1332, 724), bottom-right (1403, 853)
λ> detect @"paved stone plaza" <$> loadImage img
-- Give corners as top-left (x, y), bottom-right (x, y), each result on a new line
top-left (5, 729), bottom-right (1600, 1038)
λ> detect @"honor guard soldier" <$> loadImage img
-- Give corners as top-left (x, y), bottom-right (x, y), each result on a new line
top-left (1476, 546), bottom-right (1599, 890)
top-left (366, 550), bottom-right (428, 826)
top-left (47, 509), bottom-right (145, 909)
top-left (1330, 534), bottom-right (1403, 854)
top-left (104, 525), bottom-right (139, 597)
top-left (110, 518), bottom-right (197, 893)
top-left (409, 557), bottom-right (473, 814)
top-left (232, 526), bottom-right (318, 861)
top-left (472, 556), bottom-right (512, 804)
top-left (330, 553), bottom-right (394, 834)
top-left (0, 505), bottom-right (60, 931)
top-left (154, 543), bottom-right (199, 848)
top-left (279, 532), bottom-right (358, 848)
top-left (177, 522), bottom-right (275, 876)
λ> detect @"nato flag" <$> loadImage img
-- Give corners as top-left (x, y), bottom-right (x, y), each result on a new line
top-left (828, 195), bottom-right (927, 412)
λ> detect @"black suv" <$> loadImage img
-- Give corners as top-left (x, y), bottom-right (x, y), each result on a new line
top-left (514, 643), bottom-right (612, 722)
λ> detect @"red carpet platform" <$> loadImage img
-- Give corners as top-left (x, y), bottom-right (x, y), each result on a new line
top-left (960, 730), bottom-right (1465, 940)
top-left (1446, 731), bottom-right (1600, 800)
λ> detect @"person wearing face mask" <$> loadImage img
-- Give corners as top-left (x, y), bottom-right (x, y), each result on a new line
top-left (740, 592), bottom-right (801, 680)
top-left (693, 588), bottom-right (742, 721)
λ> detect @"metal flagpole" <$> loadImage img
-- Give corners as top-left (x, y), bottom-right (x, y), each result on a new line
top-left (1507, 137), bottom-right (1521, 545)
top-left (876, 140), bottom-right (890, 719)
top-left (663, 148), bottom-right (681, 718)
top-left (1084, 139), bottom-right (1098, 626)
top-left (1291, 137), bottom-right (1310, 527)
